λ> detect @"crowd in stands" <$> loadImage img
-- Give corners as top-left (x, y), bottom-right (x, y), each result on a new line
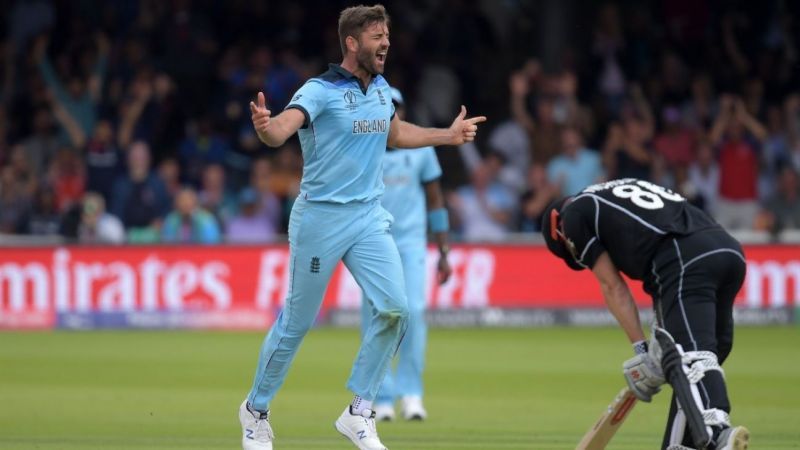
top-left (0, 1), bottom-right (798, 244)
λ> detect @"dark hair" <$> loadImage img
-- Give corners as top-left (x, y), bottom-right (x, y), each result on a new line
top-left (541, 198), bottom-right (584, 271)
top-left (337, 4), bottom-right (390, 56)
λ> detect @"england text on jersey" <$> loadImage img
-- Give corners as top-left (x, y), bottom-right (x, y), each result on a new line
top-left (352, 119), bottom-right (388, 134)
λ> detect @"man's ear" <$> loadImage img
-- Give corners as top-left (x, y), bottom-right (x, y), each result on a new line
top-left (345, 35), bottom-right (359, 54)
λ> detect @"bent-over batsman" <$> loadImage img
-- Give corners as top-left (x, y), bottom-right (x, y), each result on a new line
top-left (542, 178), bottom-right (749, 450)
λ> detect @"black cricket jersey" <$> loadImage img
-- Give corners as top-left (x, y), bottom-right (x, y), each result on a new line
top-left (559, 178), bottom-right (719, 280)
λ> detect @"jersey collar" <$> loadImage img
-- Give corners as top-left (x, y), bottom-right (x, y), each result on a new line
top-left (329, 63), bottom-right (375, 94)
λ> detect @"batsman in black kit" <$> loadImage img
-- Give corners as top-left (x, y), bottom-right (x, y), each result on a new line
top-left (542, 178), bottom-right (750, 450)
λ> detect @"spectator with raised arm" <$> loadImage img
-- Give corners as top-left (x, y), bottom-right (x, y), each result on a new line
top-left (510, 61), bottom-right (561, 166)
top-left (709, 95), bottom-right (768, 230)
top-left (603, 85), bottom-right (656, 181)
top-left (33, 33), bottom-right (109, 147)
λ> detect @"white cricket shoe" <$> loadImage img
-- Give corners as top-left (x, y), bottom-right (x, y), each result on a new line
top-left (334, 406), bottom-right (389, 450)
top-left (401, 396), bottom-right (427, 421)
top-left (239, 399), bottom-right (274, 450)
top-left (717, 426), bottom-right (750, 450)
top-left (373, 403), bottom-right (396, 422)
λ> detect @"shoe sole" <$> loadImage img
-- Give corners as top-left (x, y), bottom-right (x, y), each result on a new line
top-left (335, 420), bottom-right (387, 450)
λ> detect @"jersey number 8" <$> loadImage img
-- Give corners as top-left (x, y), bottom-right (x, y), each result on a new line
top-left (611, 181), bottom-right (685, 210)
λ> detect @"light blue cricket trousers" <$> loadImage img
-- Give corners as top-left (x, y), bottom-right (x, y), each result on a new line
top-left (361, 241), bottom-right (427, 404)
top-left (248, 198), bottom-right (409, 411)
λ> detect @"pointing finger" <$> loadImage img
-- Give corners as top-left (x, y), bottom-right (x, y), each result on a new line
top-left (466, 116), bottom-right (487, 124)
top-left (258, 91), bottom-right (266, 108)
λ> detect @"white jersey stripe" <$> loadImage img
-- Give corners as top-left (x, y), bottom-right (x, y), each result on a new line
top-left (573, 193), bottom-right (667, 235)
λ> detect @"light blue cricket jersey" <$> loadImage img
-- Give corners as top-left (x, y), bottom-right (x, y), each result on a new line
top-left (381, 147), bottom-right (442, 247)
top-left (286, 64), bottom-right (395, 203)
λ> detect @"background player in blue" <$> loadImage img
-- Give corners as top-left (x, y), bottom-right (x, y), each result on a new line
top-left (361, 87), bottom-right (452, 423)
top-left (239, 5), bottom-right (486, 450)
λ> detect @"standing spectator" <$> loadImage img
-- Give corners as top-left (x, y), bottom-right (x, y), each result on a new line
top-left (759, 104), bottom-right (793, 200)
top-left (603, 119), bottom-right (653, 180)
top-left (654, 105), bottom-right (696, 169)
top-left (518, 163), bottom-right (556, 232)
top-left (178, 116), bottom-right (231, 186)
top-left (758, 165), bottom-right (800, 233)
top-left (249, 156), bottom-right (282, 234)
top-left (84, 119), bottom-right (123, 202)
top-left (157, 157), bottom-right (182, 200)
top-left (110, 141), bottom-right (170, 243)
top-left (161, 187), bottom-right (221, 244)
top-left (688, 138), bottom-right (720, 215)
top-left (77, 192), bottom-right (125, 244)
top-left (487, 117), bottom-right (530, 195)
top-left (450, 157), bottom-right (516, 242)
top-left (19, 107), bottom-right (59, 176)
top-left (198, 163), bottom-right (238, 227)
top-left (7, 144), bottom-right (39, 199)
top-left (709, 95), bottom-right (768, 229)
top-left (786, 95), bottom-right (800, 173)
top-left (682, 73), bottom-right (717, 131)
top-left (591, 3), bottom-right (627, 117)
top-left (225, 188), bottom-right (275, 243)
top-left (0, 166), bottom-right (31, 233)
top-left (603, 86), bottom-right (655, 180)
top-left (509, 62), bottom-right (562, 166)
top-left (117, 71), bottom-right (185, 153)
top-left (22, 185), bottom-right (60, 236)
top-left (547, 126), bottom-right (605, 196)
top-left (47, 148), bottom-right (85, 213)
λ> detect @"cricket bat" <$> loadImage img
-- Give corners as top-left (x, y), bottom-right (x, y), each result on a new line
top-left (575, 387), bottom-right (638, 450)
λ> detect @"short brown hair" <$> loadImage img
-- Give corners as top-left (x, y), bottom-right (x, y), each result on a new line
top-left (338, 4), bottom-right (391, 56)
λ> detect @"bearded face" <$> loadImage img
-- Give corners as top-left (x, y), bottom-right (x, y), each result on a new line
top-left (354, 21), bottom-right (389, 75)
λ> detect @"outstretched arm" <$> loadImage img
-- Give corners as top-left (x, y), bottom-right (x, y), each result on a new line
top-left (388, 105), bottom-right (487, 149)
top-left (88, 33), bottom-right (110, 104)
top-left (591, 251), bottom-right (645, 344)
top-left (734, 98), bottom-right (768, 142)
top-left (50, 95), bottom-right (87, 148)
top-left (250, 91), bottom-right (305, 147)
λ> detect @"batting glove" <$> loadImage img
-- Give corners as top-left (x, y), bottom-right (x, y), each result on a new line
top-left (623, 352), bottom-right (665, 402)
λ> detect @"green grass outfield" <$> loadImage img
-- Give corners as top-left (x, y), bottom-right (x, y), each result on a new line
top-left (1, 327), bottom-right (798, 449)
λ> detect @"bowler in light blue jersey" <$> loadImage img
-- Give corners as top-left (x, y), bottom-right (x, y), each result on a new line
top-left (239, 5), bottom-right (486, 450)
top-left (361, 88), bottom-right (451, 423)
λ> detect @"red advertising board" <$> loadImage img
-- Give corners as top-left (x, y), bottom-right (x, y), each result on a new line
top-left (0, 244), bottom-right (796, 329)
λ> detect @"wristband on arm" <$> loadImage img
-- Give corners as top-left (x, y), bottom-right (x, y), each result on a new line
top-left (428, 208), bottom-right (449, 233)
